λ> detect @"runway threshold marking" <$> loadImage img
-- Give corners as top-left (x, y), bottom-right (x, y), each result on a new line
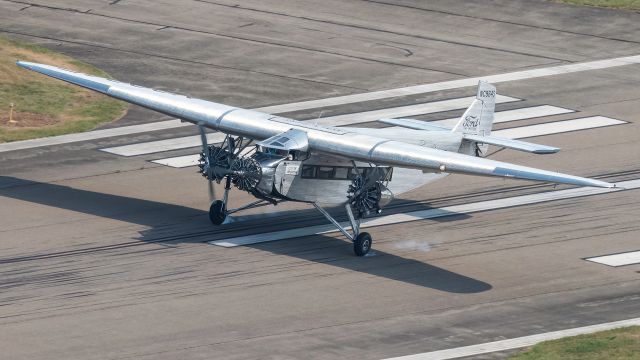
top-left (209, 179), bottom-right (639, 247)
top-left (586, 250), bottom-right (640, 267)
top-left (101, 95), bottom-right (520, 156)
top-left (491, 116), bottom-right (626, 139)
top-left (381, 317), bottom-right (640, 360)
top-left (433, 105), bottom-right (574, 127)
top-left (152, 154), bottom-right (203, 168)
top-left (152, 115), bottom-right (624, 168)
top-left (1, 55), bottom-right (637, 153)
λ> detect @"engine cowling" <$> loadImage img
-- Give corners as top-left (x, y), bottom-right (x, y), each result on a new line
top-left (199, 145), bottom-right (286, 197)
top-left (347, 168), bottom-right (394, 219)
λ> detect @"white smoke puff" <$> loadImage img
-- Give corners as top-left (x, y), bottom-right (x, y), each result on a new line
top-left (393, 239), bottom-right (432, 252)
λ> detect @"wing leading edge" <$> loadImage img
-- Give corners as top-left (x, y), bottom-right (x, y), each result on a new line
top-left (16, 61), bottom-right (615, 189)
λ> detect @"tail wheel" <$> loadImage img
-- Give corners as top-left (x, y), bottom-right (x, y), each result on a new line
top-left (354, 232), bottom-right (372, 256)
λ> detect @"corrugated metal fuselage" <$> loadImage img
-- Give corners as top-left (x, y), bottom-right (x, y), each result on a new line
top-left (261, 127), bottom-right (463, 205)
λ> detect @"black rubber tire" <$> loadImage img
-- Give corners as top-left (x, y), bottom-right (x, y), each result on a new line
top-left (353, 232), bottom-right (372, 256)
top-left (209, 200), bottom-right (226, 225)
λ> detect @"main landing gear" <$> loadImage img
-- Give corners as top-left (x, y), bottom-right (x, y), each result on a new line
top-left (209, 200), bottom-right (226, 225)
top-left (313, 203), bottom-right (373, 257)
top-left (206, 168), bottom-right (280, 226)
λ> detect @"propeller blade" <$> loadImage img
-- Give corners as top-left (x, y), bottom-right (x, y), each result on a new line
top-left (198, 122), bottom-right (216, 201)
top-left (197, 122), bottom-right (208, 155)
top-left (208, 179), bottom-right (215, 202)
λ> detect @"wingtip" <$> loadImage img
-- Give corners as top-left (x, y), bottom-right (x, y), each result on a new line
top-left (16, 60), bottom-right (33, 70)
top-left (532, 149), bottom-right (560, 154)
top-left (597, 181), bottom-right (617, 189)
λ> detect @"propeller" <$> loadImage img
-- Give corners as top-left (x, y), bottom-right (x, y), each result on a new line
top-left (197, 122), bottom-right (216, 202)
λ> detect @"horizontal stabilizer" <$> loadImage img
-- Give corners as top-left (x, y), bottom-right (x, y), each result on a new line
top-left (463, 134), bottom-right (560, 154)
top-left (378, 118), bottom-right (450, 131)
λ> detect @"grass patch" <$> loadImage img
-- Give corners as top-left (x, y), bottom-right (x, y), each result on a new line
top-left (0, 35), bottom-right (128, 142)
top-left (509, 326), bottom-right (640, 359)
top-left (554, 0), bottom-right (640, 10)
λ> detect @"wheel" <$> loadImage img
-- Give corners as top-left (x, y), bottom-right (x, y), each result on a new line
top-left (209, 200), bottom-right (226, 225)
top-left (353, 232), bottom-right (372, 256)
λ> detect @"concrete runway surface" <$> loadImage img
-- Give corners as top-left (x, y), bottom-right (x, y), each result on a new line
top-left (1, 1), bottom-right (639, 359)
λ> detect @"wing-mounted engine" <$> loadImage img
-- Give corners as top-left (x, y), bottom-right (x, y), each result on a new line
top-left (199, 129), bottom-right (310, 201)
top-left (348, 166), bottom-right (394, 219)
top-left (199, 143), bottom-right (234, 182)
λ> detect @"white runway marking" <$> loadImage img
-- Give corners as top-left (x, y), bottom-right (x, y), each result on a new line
top-left (151, 147), bottom-right (256, 168)
top-left (99, 95), bottom-right (518, 157)
top-left (433, 105), bottom-right (574, 127)
top-left (151, 115), bottom-right (625, 168)
top-left (586, 250), bottom-right (640, 267)
top-left (0, 119), bottom-right (191, 153)
top-left (381, 317), bottom-right (640, 360)
top-left (1, 55), bottom-right (637, 153)
top-left (101, 133), bottom-right (226, 156)
top-left (492, 116), bottom-right (626, 139)
top-left (151, 154), bottom-right (201, 168)
top-left (209, 179), bottom-right (638, 247)
top-left (255, 55), bottom-right (640, 114)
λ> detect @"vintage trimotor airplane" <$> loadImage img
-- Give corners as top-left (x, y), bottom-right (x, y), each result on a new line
top-left (17, 61), bottom-right (615, 256)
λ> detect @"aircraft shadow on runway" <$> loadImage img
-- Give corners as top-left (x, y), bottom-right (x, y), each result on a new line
top-left (0, 176), bottom-right (491, 293)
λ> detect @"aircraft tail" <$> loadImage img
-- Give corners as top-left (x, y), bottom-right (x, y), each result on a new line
top-left (453, 80), bottom-right (496, 156)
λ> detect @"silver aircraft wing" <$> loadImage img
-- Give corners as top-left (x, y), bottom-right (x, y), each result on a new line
top-left (17, 61), bottom-right (614, 188)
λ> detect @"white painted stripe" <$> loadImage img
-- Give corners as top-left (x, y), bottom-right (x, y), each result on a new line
top-left (151, 147), bottom-right (256, 168)
top-left (314, 95), bottom-right (518, 127)
top-left (99, 95), bottom-right (519, 157)
top-left (2, 55), bottom-right (637, 153)
top-left (381, 317), bottom-right (640, 360)
top-left (255, 55), bottom-right (640, 114)
top-left (433, 105), bottom-right (574, 128)
top-left (586, 250), bottom-right (640, 267)
top-left (101, 133), bottom-right (226, 156)
top-left (151, 154), bottom-right (201, 168)
top-left (209, 179), bottom-right (638, 247)
top-left (493, 116), bottom-right (626, 139)
top-left (0, 119), bottom-right (191, 153)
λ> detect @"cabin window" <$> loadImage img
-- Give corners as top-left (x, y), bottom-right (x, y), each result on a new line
top-left (384, 167), bottom-right (393, 181)
top-left (347, 167), bottom-right (361, 179)
top-left (317, 166), bottom-right (335, 179)
top-left (301, 165), bottom-right (315, 178)
top-left (300, 165), bottom-right (392, 181)
top-left (334, 167), bottom-right (349, 180)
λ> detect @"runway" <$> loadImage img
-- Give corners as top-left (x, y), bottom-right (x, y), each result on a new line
top-left (1, 1), bottom-right (640, 359)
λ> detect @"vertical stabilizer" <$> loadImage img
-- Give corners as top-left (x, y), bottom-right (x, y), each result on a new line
top-left (453, 80), bottom-right (496, 155)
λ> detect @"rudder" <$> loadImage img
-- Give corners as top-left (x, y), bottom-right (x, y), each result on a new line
top-left (452, 80), bottom-right (496, 155)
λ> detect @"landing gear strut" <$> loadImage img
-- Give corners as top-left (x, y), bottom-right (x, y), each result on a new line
top-left (313, 203), bottom-right (373, 256)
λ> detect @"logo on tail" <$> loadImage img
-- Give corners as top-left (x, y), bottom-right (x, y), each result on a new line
top-left (462, 115), bottom-right (479, 130)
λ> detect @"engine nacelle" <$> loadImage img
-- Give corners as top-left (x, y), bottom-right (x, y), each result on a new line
top-left (251, 152), bottom-right (287, 195)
